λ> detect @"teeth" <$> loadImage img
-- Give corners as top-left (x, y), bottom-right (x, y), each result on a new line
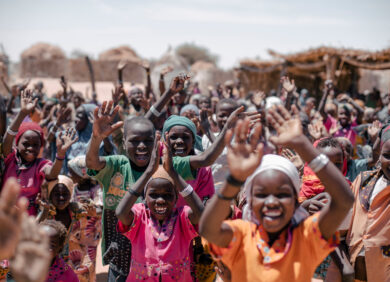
top-left (175, 148), bottom-right (185, 154)
top-left (264, 210), bottom-right (282, 217)
top-left (155, 207), bottom-right (167, 214)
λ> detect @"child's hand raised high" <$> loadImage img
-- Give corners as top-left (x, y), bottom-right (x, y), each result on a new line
top-left (267, 105), bottom-right (304, 148)
top-left (145, 132), bottom-right (161, 176)
top-left (224, 105), bottom-right (261, 130)
top-left (20, 89), bottom-right (38, 115)
top-left (225, 118), bottom-right (263, 182)
top-left (92, 101), bottom-right (124, 139)
top-left (56, 128), bottom-right (79, 158)
top-left (168, 74), bottom-right (190, 94)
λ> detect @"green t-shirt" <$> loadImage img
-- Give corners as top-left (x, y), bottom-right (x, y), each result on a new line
top-left (87, 154), bottom-right (195, 273)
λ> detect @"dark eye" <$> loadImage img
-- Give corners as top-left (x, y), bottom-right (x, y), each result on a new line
top-left (254, 193), bottom-right (267, 199)
top-left (276, 193), bottom-right (292, 199)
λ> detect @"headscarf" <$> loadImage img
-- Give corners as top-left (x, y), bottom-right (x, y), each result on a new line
top-left (180, 104), bottom-right (200, 116)
top-left (67, 104), bottom-right (97, 160)
top-left (243, 154), bottom-right (300, 224)
top-left (162, 115), bottom-right (203, 152)
top-left (68, 156), bottom-right (89, 179)
top-left (15, 122), bottom-right (45, 146)
top-left (48, 175), bottom-right (75, 199)
top-left (144, 166), bottom-right (175, 197)
top-left (299, 138), bottom-right (348, 203)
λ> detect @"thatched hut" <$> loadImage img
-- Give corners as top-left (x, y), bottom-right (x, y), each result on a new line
top-left (21, 43), bottom-right (66, 78)
top-left (238, 47), bottom-right (390, 99)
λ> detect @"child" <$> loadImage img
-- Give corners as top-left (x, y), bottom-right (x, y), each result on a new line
top-left (199, 105), bottom-right (354, 281)
top-left (2, 90), bottom-right (78, 215)
top-left (162, 115), bottom-right (215, 207)
top-left (68, 156), bottom-right (102, 282)
top-left (40, 219), bottom-right (79, 282)
top-left (115, 144), bottom-right (204, 281)
top-left (86, 101), bottom-right (197, 281)
top-left (346, 124), bottom-right (390, 281)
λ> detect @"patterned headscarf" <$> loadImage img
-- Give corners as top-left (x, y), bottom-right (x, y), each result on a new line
top-left (48, 175), bottom-right (75, 199)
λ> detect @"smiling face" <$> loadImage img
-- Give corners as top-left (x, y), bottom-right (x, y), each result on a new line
top-left (124, 122), bottom-right (155, 168)
top-left (145, 178), bottom-right (177, 221)
top-left (173, 91), bottom-right (187, 105)
top-left (167, 125), bottom-right (194, 157)
top-left (17, 130), bottom-right (42, 163)
top-left (216, 103), bottom-right (236, 130)
top-left (380, 140), bottom-right (390, 180)
top-left (50, 184), bottom-right (71, 210)
top-left (251, 170), bottom-right (296, 235)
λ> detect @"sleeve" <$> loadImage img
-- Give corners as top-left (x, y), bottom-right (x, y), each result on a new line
top-left (173, 156), bottom-right (196, 180)
top-left (193, 167), bottom-right (215, 201)
top-left (302, 213), bottom-right (339, 261)
top-left (179, 206), bottom-right (198, 242)
top-left (117, 203), bottom-right (144, 242)
top-left (208, 220), bottom-right (248, 269)
top-left (87, 155), bottom-right (126, 190)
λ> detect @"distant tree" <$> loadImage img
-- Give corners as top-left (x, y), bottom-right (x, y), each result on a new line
top-left (175, 43), bottom-right (218, 66)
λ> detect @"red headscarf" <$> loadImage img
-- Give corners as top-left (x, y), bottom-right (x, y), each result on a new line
top-left (298, 138), bottom-right (348, 203)
top-left (15, 122), bottom-right (45, 146)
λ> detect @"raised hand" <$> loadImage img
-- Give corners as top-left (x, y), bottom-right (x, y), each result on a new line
top-left (281, 148), bottom-right (304, 172)
top-left (368, 120), bottom-right (381, 141)
top-left (169, 74), bottom-right (190, 94)
top-left (308, 122), bottom-right (325, 140)
top-left (10, 216), bottom-right (51, 282)
top-left (0, 178), bottom-right (28, 260)
top-left (225, 118), bottom-right (263, 182)
top-left (267, 105), bottom-right (303, 148)
top-left (225, 106), bottom-right (261, 130)
top-left (281, 76), bottom-right (296, 93)
top-left (253, 90), bottom-right (265, 107)
top-left (199, 109), bottom-right (211, 133)
top-left (56, 106), bottom-right (72, 126)
top-left (163, 134), bottom-right (176, 177)
top-left (146, 132), bottom-right (161, 175)
top-left (56, 128), bottom-right (79, 157)
top-left (92, 101), bottom-right (124, 139)
top-left (20, 89), bottom-right (38, 115)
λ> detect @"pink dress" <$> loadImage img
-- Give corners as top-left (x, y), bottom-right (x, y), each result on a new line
top-left (117, 204), bottom-right (198, 281)
top-left (176, 166), bottom-right (215, 208)
top-left (323, 115), bottom-right (357, 145)
top-left (46, 256), bottom-right (79, 282)
top-left (2, 150), bottom-right (51, 215)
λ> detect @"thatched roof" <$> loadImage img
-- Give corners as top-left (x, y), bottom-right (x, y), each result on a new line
top-left (98, 45), bottom-right (140, 62)
top-left (190, 61), bottom-right (216, 73)
top-left (21, 43), bottom-right (65, 60)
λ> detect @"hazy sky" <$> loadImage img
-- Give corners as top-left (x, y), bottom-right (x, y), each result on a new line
top-left (1, 0), bottom-right (389, 69)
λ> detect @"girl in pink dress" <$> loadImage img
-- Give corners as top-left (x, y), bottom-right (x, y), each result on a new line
top-left (115, 144), bottom-right (204, 281)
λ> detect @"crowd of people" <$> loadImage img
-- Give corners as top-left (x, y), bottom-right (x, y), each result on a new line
top-left (0, 62), bottom-right (389, 282)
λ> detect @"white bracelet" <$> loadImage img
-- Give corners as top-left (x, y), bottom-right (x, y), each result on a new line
top-left (308, 154), bottom-right (329, 173)
top-left (7, 127), bottom-right (18, 136)
top-left (179, 184), bottom-right (194, 198)
top-left (150, 105), bottom-right (161, 117)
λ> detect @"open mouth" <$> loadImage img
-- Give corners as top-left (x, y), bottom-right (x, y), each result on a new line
top-left (173, 147), bottom-right (186, 156)
top-left (262, 208), bottom-right (283, 222)
top-left (135, 151), bottom-right (149, 162)
top-left (154, 206), bottom-right (168, 215)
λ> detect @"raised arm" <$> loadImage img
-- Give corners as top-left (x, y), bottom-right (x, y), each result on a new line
top-left (159, 66), bottom-right (173, 96)
top-left (145, 75), bottom-right (189, 125)
top-left (3, 90), bottom-right (38, 157)
top-left (267, 105), bottom-right (354, 239)
top-left (86, 101), bottom-right (123, 171)
top-left (281, 76), bottom-right (296, 111)
top-left (189, 107), bottom-right (261, 170)
top-left (199, 119), bottom-right (263, 246)
top-left (45, 128), bottom-right (78, 180)
top-left (116, 135), bottom-right (160, 226)
top-left (318, 80), bottom-right (333, 120)
top-left (162, 142), bottom-right (204, 225)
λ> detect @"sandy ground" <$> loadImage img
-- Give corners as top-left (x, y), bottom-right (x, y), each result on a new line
top-left (96, 239), bottom-right (109, 282)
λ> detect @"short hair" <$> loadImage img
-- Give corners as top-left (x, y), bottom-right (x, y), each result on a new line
top-left (123, 116), bottom-right (155, 137)
top-left (306, 97), bottom-right (316, 105)
top-left (317, 137), bottom-right (342, 151)
top-left (216, 98), bottom-right (238, 112)
top-left (336, 137), bottom-right (353, 156)
top-left (40, 219), bottom-right (67, 247)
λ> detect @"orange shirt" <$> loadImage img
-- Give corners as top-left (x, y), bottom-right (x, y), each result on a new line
top-left (209, 213), bottom-right (338, 282)
top-left (346, 173), bottom-right (390, 281)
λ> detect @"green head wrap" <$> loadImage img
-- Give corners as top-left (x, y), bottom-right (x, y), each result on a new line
top-left (162, 115), bottom-right (203, 152)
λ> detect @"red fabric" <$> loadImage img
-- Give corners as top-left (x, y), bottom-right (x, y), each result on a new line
top-left (15, 122), bottom-right (44, 146)
top-left (299, 139), bottom-right (349, 202)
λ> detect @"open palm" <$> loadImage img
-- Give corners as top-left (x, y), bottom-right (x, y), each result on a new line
top-left (92, 101), bottom-right (124, 138)
top-left (226, 119), bottom-right (263, 182)
top-left (56, 128), bottom-right (79, 155)
top-left (20, 89), bottom-right (38, 115)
